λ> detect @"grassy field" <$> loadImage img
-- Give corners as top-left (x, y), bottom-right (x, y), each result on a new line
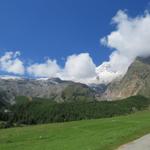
top-left (0, 110), bottom-right (150, 150)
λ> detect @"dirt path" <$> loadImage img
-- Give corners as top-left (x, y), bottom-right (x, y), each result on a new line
top-left (117, 134), bottom-right (150, 150)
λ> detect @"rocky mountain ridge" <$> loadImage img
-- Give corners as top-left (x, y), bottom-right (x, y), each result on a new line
top-left (102, 56), bottom-right (150, 100)
top-left (0, 56), bottom-right (150, 104)
top-left (0, 77), bottom-right (96, 104)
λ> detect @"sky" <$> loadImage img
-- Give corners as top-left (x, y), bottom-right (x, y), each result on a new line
top-left (0, 0), bottom-right (150, 84)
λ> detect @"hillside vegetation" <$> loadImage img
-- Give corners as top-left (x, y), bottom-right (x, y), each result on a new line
top-left (0, 110), bottom-right (150, 150)
top-left (0, 95), bottom-right (150, 127)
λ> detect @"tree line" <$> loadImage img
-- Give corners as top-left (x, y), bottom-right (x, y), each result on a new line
top-left (0, 95), bottom-right (150, 128)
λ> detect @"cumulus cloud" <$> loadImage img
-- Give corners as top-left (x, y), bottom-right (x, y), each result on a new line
top-left (27, 59), bottom-right (61, 78)
top-left (61, 53), bottom-right (97, 83)
top-left (97, 10), bottom-right (150, 83)
top-left (0, 51), bottom-right (25, 75)
top-left (27, 53), bottom-right (97, 84)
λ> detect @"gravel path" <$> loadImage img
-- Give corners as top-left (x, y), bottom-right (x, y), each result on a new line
top-left (117, 134), bottom-right (150, 150)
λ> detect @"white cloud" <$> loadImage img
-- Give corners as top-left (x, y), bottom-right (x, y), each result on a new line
top-left (27, 53), bottom-right (97, 84)
top-left (97, 10), bottom-right (150, 83)
top-left (61, 53), bottom-right (97, 83)
top-left (0, 51), bottom-right (25, 75)
top-left (27, 59), bottom-right (61, 78)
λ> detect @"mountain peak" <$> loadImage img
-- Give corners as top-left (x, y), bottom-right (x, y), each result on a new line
top-left (101, 56), bottom-right (150, 100)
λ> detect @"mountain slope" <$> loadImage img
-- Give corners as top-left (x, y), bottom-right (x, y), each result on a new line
top-left (102, 56), bottom-right (150, 100)
top-left (0, 78), bottom-right (95, 104)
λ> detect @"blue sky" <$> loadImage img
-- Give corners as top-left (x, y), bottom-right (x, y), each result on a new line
top-left (0, 0), bottom-right (149, 66)
top-left (0, 0), bottom-right (150, 84)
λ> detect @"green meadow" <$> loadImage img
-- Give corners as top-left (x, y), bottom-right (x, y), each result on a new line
top-left (0, 110), bottom-right (150, 150)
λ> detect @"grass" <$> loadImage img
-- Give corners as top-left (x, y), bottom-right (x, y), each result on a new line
top-left (0, 110), bottom-right (150, 150)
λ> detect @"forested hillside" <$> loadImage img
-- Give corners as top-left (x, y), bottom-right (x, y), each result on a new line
top-left (0, 95), bottom-right (150, 128)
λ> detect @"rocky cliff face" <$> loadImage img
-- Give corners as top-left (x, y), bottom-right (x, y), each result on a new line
top-left (0, 77), bottom-right (96, 104)
top-left (102, 56), bottom-right (150, 100)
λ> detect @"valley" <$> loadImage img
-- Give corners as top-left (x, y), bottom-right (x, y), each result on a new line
top-left (0, 110), bottom-right (150, 150)
top-left (0, 57), bottom-right (150, 149)
top-left (0, 2), bottom-right (150, 150)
